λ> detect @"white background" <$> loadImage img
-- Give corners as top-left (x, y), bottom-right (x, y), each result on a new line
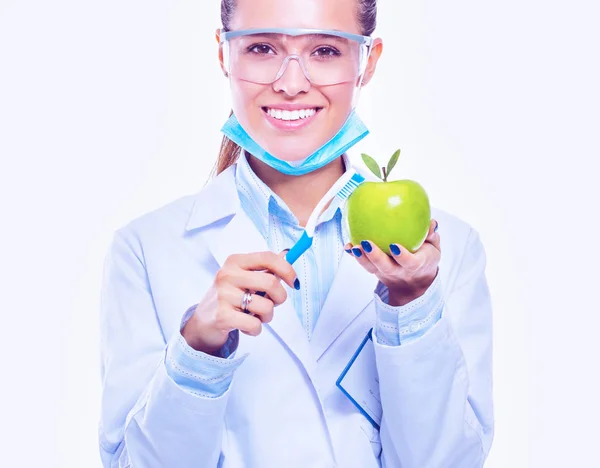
top-left (1, 0), bottom-right (598, 466)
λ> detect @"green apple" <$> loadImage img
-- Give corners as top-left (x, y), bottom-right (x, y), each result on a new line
top-left (346, 150), bottom-right (431, 255)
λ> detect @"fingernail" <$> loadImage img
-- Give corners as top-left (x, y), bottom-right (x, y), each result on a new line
top-left (434, 221), bottom-right (439, 233)
top-left (352, 247), bottom-right (363, 257)
top-left (361, 241), bottom-right (372, 253)
top-left (294, 278), bottom-right (300, 290)
top-left (344, 248), bottom-right (353, 254)
top-left (390, 244), bottom-right (401, 256)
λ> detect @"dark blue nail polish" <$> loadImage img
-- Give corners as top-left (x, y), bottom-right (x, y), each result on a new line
top-left (434, 221), bottom-right (439, 233)
top-left (390, 244), bottom-right (401, 256)
top-left (344, 248), bottom-right (352, 254)
top-left (352, 247), bottom-right (363, 257)
top-left (294, 278), bottom-right (300, 290)
top-left (361, 241), bottom-right (372, 253)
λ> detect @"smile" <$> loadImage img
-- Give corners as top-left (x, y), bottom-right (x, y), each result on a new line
top-left (262, 107), bottom-right (322, 121)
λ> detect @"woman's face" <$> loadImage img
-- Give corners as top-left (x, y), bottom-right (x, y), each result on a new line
top-left (218, 0), bottom-right (382, 162)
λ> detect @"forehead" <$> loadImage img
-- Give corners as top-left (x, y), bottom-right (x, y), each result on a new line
top-left (229, 0), bottom-right (361, 34)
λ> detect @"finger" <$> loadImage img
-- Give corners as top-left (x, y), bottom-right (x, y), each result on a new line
top-left (254, 250), bottom-right (297, 300)
top-left (388, 242), bottom-right (422, 272)
top-left (220, 286), bottom-right (275, 323)
top-left (230, 270), bottom-right (288, 305)
top-left (225, 308), bottom-right (263, 337)
top-left (228, 251), bottom-right (298, 290)
top-left (425, 219), bottom-right (441, 251)
top-left (359, 240), bottom-right (399, 276)
top-left (422, 219), bottom-right (436, 243)
top-left (238, 291), bottom-right (275, 323)
top-left (344, 242), bottom-right (379, 274)
top-left (390, 241), bottom-right (441, 273)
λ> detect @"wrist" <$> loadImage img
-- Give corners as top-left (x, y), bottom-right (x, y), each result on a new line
top-left (386, 269), bottom-right (438, 306)
top-left (387, 287), bottom-right (428, 306)
top-left (181, 312), bottom-right (228, 355)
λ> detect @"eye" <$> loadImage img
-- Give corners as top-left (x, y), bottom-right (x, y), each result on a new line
top-left (312, 46), bottom-right (341, 57)
top-left (247, 43), bottom-right (275, 55)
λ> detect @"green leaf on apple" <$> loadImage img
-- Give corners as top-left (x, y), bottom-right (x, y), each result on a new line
top-left (361, 153), bottom-right (382, 180)
top-left (386, 149), bottom-right (401, 180)
top-left (362, 149), bottom-right (403, 182)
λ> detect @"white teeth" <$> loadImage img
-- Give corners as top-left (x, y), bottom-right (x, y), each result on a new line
top-left (267, 108), bottom-right (317, 121)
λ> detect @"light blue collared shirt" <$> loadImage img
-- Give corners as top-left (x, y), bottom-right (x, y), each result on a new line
top-left (165, 153), bottom-right (444, 397)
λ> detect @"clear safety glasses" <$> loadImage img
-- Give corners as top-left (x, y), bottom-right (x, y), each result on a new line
top-left (219, 28), bottom-right (373, 86)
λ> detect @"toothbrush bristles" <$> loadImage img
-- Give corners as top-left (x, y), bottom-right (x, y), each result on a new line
top-left (336, 175), bottom-right (364, 200)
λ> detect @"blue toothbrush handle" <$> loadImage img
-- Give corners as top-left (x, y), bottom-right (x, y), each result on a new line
top-left (285, 231), bottom-right (313, 265)
top-left (253, 231), bottom-right (312, 299)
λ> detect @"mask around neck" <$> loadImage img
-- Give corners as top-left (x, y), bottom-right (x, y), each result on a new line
top-left (286, 156), bottom-right (309, 168)
top-left (220, 109), bottom-right (369, 176)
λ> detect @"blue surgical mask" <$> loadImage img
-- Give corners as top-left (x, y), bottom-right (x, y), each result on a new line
top-left (220, 109), bottom-right (369, 176)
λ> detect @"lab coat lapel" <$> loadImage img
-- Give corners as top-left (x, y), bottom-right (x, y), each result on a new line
top-left (186, 165), bottom-right (315, 376)
top-left (311, 250), bottom-right (378, 361)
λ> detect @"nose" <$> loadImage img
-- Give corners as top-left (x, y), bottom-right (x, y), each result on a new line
top-left (272, 56), bottom-right (311, 96)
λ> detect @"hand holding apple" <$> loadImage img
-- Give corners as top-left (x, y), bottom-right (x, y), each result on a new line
top-left (345, 219), bottom-right (440, 306)
top-left (345, 150), bottom-right (441, 305)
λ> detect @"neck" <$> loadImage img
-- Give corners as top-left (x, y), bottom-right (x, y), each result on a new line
top-left (247, 155), bottom-right (346, 227)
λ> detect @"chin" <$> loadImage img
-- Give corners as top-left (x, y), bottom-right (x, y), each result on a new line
top-left (265, 143), bottom-right (319, 161)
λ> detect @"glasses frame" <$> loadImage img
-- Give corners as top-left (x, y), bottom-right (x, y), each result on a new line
top-left (219, 27), bottom-right (374, 47)
top-left (219, 27), bottom-right (374, 86)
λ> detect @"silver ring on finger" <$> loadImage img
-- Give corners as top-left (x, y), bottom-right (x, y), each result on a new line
top-left (241, 291), bottom-right (253, 314)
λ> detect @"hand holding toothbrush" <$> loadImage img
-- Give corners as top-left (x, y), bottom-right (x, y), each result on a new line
top-left (181, 250), bottom-right (299, 355)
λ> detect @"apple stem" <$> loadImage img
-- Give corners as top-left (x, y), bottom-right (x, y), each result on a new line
top-left (382, 166), bottom-right (387, 182)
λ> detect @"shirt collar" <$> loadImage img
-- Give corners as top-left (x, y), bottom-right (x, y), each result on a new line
top-left (235, 150), bottom-right (273, 226)
top-left (235, 150), bottom-right (352, 231)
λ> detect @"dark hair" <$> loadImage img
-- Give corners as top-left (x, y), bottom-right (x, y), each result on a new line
top-left (213, 0), bottom-right (377, 176)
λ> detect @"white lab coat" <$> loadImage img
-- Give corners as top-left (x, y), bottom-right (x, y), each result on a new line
top-left (99, 162), bottom-right (494, 468)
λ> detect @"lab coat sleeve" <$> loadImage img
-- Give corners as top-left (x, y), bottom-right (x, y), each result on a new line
top-left (373, 228), bottom-right (494, 468)
top-left (373, 272), bottom-right (444, 346)
top-left (165, 304), bottom-right (246, 398)
top-left (99, 229), bottom-right (239, 468)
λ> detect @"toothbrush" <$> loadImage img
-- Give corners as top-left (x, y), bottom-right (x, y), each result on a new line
top-left (254, 169), bottom-right (365, 300)
top-left (285, 169), bottom-right (365, 265)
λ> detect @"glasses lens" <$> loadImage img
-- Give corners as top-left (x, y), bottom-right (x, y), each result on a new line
top-left (226, 33), bottom-right (366, 85)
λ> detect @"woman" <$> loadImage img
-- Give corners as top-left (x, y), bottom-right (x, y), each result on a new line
top-left (99, 0), bottom-right (494, 466)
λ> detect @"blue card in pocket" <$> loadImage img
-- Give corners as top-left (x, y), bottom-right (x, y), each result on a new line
top-left (336, 328), bottom-right (382, 430)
